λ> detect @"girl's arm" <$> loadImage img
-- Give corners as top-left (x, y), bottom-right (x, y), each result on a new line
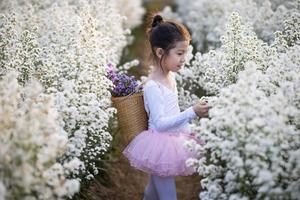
top-left (144, 83), bottom-right (196, 132)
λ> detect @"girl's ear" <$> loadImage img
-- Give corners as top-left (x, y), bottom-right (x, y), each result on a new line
top-left (155, 48), bottom-right (164, 59)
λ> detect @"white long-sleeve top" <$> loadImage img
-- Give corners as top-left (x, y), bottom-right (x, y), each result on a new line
top-left (143, 79), bottom-right (197, 134)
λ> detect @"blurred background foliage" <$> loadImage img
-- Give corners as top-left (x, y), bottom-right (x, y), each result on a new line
top-left (120, 0), bottom-right (175, 78)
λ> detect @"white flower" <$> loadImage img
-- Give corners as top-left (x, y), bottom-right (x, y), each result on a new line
top-left (0, 181), bottom-right (5, 200)
top-left (113, 0), bottom-right (145, 29)
top-left (182, 10), bottom-right (300, 199)
top-left (63, 158), bottom-right (85, 175)
top-left (55, 179), bottom-right (80, 198)
top-left (164, 0), bottom-right (298, 51)
top-left (0, 72), bottom-right (79, 199)
top-left (0, 0), bottom-right (144, 180)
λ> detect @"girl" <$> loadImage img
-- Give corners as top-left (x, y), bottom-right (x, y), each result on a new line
top-left (123, 14), bottom-right (211, 200)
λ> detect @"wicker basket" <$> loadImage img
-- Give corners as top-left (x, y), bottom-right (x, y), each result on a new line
top-left (111, 92), bottom-right (148, 145)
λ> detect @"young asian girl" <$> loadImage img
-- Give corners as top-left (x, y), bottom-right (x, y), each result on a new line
top-left (123, 14), bottom-right (211, 200)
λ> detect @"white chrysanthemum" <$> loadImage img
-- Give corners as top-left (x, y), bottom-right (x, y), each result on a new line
top-left (177, 12), bottom-right (278, 100)
top-left (113, 0), bottom-right (145, 29)
top-left (183, 11), bottom-right (300, 200)
top-left (0, 72), bottom-right (79, 199)
top-left (0, 0), bottom-right (144, 180)
top-left (187, 61), bottom-right (300, 199)
top-left (162, 0), bottom-right (298, 51)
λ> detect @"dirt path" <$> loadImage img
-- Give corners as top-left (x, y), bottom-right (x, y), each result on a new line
top-left (90, 139), bottom-right (201, 200)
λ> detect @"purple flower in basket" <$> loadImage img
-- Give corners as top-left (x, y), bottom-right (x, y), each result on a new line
top-left (106, 63), bottom-right (140, 97)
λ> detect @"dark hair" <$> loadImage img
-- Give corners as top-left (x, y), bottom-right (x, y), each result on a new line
top-left (147, 14), bottom-right (191, 71)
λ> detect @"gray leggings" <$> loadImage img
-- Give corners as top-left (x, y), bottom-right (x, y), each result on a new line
top-left (143, 175), bottom-right (177, 200)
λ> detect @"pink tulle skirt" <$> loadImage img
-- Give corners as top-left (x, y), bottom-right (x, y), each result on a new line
top-left (122, 129), bottom-right (204, 177)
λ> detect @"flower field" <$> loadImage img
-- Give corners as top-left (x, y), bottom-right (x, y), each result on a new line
top-left (0, 0), bottom-right (299, 199)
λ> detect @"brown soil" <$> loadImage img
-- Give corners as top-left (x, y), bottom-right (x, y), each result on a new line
top-left (90, 138), bottom-right (202, 200)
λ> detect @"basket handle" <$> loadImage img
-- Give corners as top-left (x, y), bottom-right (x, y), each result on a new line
top-left (126, 80), bottom-right (146, 96)
top-left (135, 80), bottom-right (146, 92)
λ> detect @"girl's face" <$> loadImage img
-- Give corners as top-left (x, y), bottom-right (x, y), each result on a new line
top-left (162, 40), bottom-right (189, 73)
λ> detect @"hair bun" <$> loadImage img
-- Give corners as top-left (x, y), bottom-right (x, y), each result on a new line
top-left (152, 15), bottom-right (163, 28)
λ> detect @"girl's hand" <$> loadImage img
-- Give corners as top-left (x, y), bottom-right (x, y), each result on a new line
top-left (193, 101), bottom-right (211, 118)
